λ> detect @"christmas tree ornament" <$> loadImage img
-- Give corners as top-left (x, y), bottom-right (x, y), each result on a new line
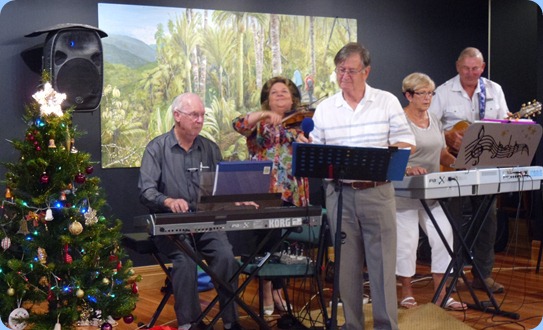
top-left (1, 237), bottom-right (11, 250)
top-left (37, 247), bottom-right (48, 264)
top-left (17, 219), bottom-right (30, 235)
top-left (40, 172), bottom-right (49, 184)
top-left (47, 290), bottom-right (54, 302)
top-left (84, 207), bottom-right (98, 225)
top-left (59, 192), bottom-right (67, 201)
top-left (102, 277), bottom-right (110, 285)
top-left (64, 245), bottom-right (73, 264)
top-left (100, 322), bottom-right (112, 330)
top-left (76, 289), bottom-right (85, 298)
top-left (85, 165), bottom-right (94, 174)
top-left (35, 146), bottom-right (41, 151)
top-left (70, 138), bottom-right (78, 153)
top-left (54, 315), bottom-right (61, 330)
top-left (7, 287), bottom-right (15, 296)
top-left (5, 187), bottom-right (12, 199)
top-left (131, 282), bottom-right (138, 294)
top-left (32, 82), bottom-right (66, 117)
top-left (74, 172), bottom-right (86, 184)
top-left (8, 307), bottom-right (29, 330)
top-left (69, 221), bottom-right (83, 235)
top-left (45, 208), bottom-right (54, 221)
top-left (38, 276), bottom-right (49, 287)
top-left (48, 139), bottom-right (57, 149)
top-left (122, 314), bottom-right (134, 324)
top-left (77, 301), bottom-right (93, 326)
top-left (26, 211), bottom-right (40, 227)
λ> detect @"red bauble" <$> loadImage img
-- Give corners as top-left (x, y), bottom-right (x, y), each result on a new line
top-left (123, 315), bottom-right (134, 324)
top-left (85, 165), bottom-right (94, 174)
top-left (36, 146), bottom-right (41, 151)
top-left (131, 282), bottom-right (139, 294)
top-left (74, 172), bottom-right (86, 184)
top-left (101, 322), bottom-right (112, 330)
top-left (40, 173), bottom-right (49, 184)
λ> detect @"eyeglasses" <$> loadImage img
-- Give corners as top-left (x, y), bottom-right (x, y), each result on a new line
top-left (335, 67), bottom-right (365, 76)
top-left (413, 91), bottom-right (435, 97)
top-left (177, 111), bottom-right (205, 121)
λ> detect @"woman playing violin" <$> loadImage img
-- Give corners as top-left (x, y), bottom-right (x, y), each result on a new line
top-left (232, 76), bottom-right (310, 207)
top-left (231, 76), bottom-right (310, 315)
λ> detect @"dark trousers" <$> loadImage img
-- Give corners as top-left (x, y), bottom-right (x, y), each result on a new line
top-left (153, 232), bottom-right (240, 325)
top-left (447, 196), bottom-right (497, 279)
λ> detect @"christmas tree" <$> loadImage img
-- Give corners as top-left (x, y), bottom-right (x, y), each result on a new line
top-left (0, 76), bottom-right (140, 330)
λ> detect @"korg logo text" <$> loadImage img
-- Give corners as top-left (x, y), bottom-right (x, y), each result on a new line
top-left (268, 218), bottom-right (292, 228)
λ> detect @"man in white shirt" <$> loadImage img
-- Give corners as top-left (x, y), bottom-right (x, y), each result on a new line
top-left (428, 47), bottom-right (508, 293)
top-left (311, 42), bottom-right (415, 330)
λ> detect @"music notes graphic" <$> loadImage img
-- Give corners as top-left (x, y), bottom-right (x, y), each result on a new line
top-left (463, 126), bottom-right (530, 167)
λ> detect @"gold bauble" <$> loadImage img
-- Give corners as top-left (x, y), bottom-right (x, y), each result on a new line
top-left (76, 289), bottom-right (85, 298)
top-left (7, 287), bottom-right (15, 296)
top-left (102, 277), bottom-right (111, 285)
top-left (69, 221), bottom-right (83, 235)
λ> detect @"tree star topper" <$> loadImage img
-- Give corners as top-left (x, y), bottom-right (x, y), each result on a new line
top-left (32, 82), bottom-right (66, 117)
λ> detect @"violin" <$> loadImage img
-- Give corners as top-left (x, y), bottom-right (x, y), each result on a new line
top-left (282, 106), bottom-right (314, 128)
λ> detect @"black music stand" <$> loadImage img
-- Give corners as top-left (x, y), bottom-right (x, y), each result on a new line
top-left (292, 142), bottom-right (409, 330)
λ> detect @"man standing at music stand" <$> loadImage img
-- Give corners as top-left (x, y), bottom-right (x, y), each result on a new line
top-left (428, 47), bottom-right (509, 294)
top-left (310, 42), bottom-right (415, 330)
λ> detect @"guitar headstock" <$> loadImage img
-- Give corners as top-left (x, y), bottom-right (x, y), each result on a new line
top-left (511, 100), bottom-right (542, 119)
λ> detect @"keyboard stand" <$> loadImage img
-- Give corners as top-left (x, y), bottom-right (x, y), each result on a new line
top-left (420, 196), bottom-right (519, 319)
top-left (168, 226), bottom-right (297, 329)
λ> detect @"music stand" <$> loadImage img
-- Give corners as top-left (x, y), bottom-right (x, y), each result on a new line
top-left (292, 142), bottom-right (409, 330)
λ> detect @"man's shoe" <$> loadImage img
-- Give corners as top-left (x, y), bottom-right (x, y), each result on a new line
top-left (472, 277), bottom-right (504, 293)
top-left (224, 322), bottom-right (244, 330)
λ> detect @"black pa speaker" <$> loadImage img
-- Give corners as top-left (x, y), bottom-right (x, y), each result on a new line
top-left (42, 27), bottom-right (104, 111)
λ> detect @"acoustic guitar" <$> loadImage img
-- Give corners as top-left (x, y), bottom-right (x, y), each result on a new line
top-left (441, 100), bottom-right (541, 171)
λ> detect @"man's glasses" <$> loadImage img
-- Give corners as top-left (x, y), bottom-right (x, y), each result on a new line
top-left (177, 111), bottom-right (205, 121)
top-left (335, 67), bottom-right (365, 76)
top-left (413, 91), bottom-right (436, 97)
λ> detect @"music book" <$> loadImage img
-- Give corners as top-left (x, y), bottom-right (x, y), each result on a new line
top-left (453, 120), bottom-right (542, 169)
top-left (212, 160), bottom-right (273, 195)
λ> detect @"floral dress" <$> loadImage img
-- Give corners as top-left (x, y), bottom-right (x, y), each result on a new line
top-left (232, 114), bottom-right (309, 207)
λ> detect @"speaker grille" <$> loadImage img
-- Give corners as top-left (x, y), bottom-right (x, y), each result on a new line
top-left (55, 58), bottom-right (101, 108)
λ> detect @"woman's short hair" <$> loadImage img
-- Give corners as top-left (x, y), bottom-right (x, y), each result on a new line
top-left (260, 76), bottom-right (301, 111)
top-left (402, 72), bottom-right (435, 94)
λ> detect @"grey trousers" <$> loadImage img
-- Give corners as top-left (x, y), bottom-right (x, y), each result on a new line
top-left (153, 232), bottom-right (240, 325)
top-left (325, 182), bottom-right (399, 330)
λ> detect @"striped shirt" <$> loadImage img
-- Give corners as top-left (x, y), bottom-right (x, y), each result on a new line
top-left (311, 84), bottom-right (416, 148)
